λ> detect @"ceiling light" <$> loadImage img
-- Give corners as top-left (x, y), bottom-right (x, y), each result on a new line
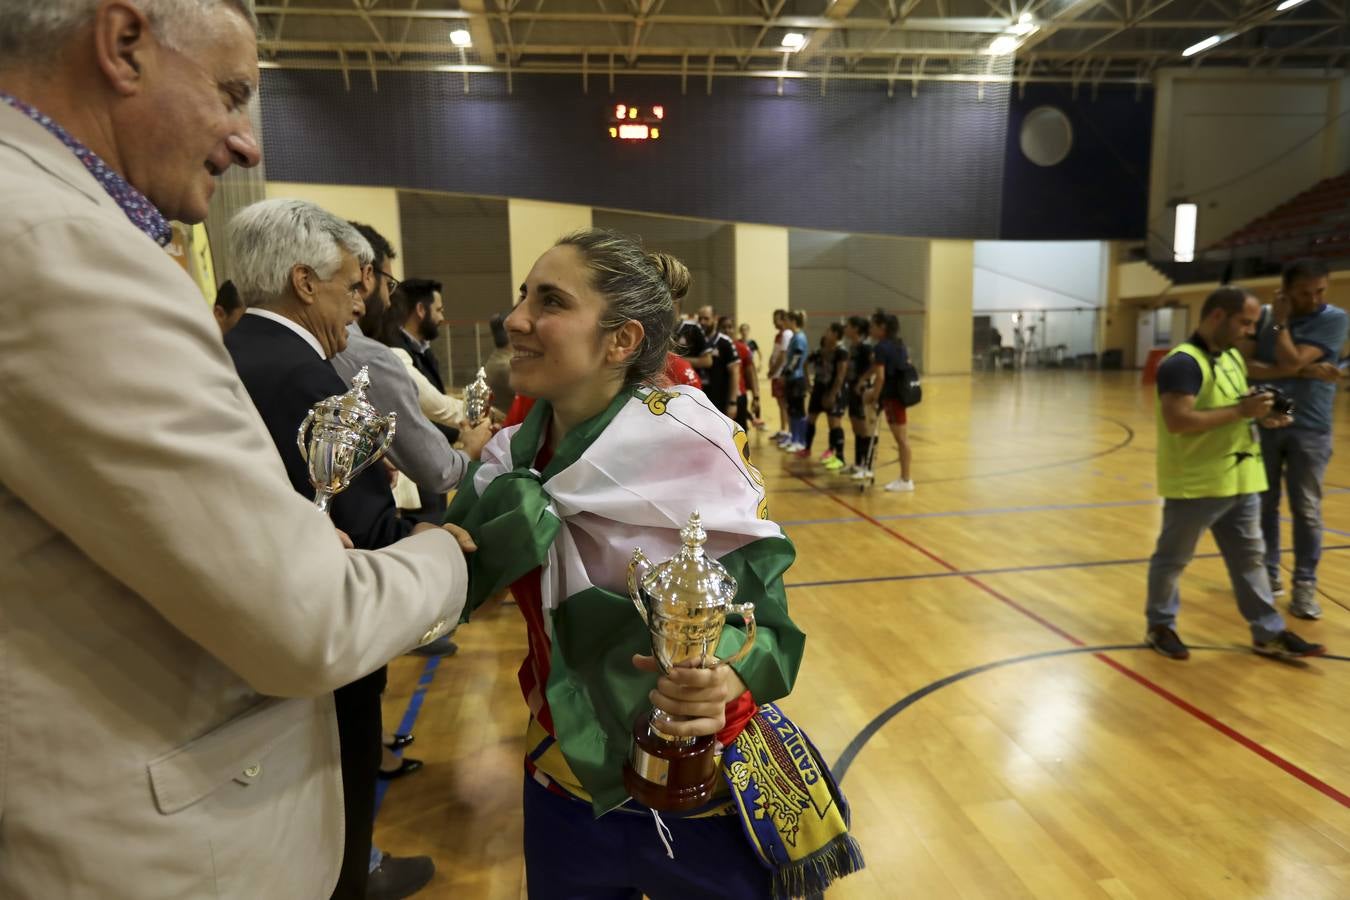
top-left (989, 35), bottom-right (1020, 55)
top-left (450, 29), bottom-right (472, 48)
top-left (1181, 33), bottom-right (1232, 57)
top-left (781, 32), bottom-right (806, 51)
top-left (1009, 12), bottom-right (1039, 35)
top-left (1276, 0), bottom-right (1311, 9)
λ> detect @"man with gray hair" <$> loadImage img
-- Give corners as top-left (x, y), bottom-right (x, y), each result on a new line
top-left (0, 3), bottom-right (470, 898)
top-left (225, 198), bottom-right (445, 900)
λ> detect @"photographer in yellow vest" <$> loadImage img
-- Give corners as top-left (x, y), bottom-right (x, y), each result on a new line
top-left (1146, 286), bottom-right (1326, 661)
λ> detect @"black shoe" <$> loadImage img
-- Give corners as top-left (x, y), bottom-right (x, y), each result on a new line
top-left (409, 637), bottom-right (457, 658)
top-left (1253, 630), bottom-right (1326, 660)
top-left (1146, 626), bottom-right (1190, 660)
top-left (378, 757), bottom-right (424, 781)
top-left (383, 732), bottom-right (414, 751)
top-left (366, 854), bottom-right (434, 900)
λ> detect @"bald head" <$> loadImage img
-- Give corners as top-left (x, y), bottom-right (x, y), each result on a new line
top-left (697, 304), bottom-right (715, 336)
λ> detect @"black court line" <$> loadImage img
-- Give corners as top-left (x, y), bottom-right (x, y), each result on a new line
top-left (786, 543), bottom-right (1350, 590)
top-left (833, 644), bottom-right (1350, 785)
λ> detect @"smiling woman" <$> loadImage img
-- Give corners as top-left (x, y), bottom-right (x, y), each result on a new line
top-left (446, 228), bottom-right (863, 899)
top-left (504, 230), bottom-right (681, 436)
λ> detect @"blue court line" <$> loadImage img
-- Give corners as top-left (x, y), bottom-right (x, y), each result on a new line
top-left (373, 654), bottom-right (443, 817)
top-left (832, 644), bottom-right (1350, 784)
top-left (785, 543), bottom-right (1350, 590)
top-left (779, 497), bottom-right (1161, 527)
top-left (777, 488), bottom-right (1350, 528)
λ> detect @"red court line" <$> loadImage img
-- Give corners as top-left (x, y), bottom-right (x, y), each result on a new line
top-left (795, 474), bottom-right (1350, 810)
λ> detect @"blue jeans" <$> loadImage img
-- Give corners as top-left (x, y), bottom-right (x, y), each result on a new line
top-left (522, 776), bottom-right (771, 899)
top-left (1146, 494), bottom-right (1286, 642)
top-left (1260, 427), bottom-right (1333, 585)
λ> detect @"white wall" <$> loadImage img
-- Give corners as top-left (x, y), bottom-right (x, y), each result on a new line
top-left (1148, 69), bottom-right (1350, 257)
top-left (973, 240), bottom-right (1108, 358)
top-left (788, 229), bottom-right (929, 366)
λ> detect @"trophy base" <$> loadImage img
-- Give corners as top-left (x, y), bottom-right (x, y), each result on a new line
top-left (622, 717), bottom-right (719, 812)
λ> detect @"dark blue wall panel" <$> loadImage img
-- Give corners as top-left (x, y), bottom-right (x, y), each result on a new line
top-left (260, 70), bottom-right (1010, 239)
top-left (999, 84), bottom-right (1153, 240)
top-left (260, 71), bottom-right (1152, 240)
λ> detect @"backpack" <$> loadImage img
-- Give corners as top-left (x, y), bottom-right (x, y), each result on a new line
top-left (901, 364), bottom-right (922, 407)
top-left (882, 341), bottom-right (923, 407)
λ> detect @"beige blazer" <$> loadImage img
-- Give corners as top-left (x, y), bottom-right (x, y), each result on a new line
top-left (0, 103), bottom-right (467, 898)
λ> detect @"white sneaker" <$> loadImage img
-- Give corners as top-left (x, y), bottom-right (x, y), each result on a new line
top-left (784, 442), bottom-right (805, 452)
top-left (884, 478), bottom-right (915, 492)
top-left (851, 468), bottom-right (873, 480)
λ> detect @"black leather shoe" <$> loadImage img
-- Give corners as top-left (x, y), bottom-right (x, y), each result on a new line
top-left (378, 757), bottom-right (424, 781)
top-left (366, 854), bottom-right (434, 900)
top-left (383, 732), bottom-right (414, 750)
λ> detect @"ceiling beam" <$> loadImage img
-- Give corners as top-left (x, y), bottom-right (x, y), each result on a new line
top-left (458, 0), bottom-right (501, 64)
top-left (258, 56), bottom-right (1154, 84)
top-left (255, 6), bottom-right (1346, 32)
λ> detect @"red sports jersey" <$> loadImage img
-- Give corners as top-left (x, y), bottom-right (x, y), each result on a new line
top-left (733, 339), bottom-right (752, 395)
top-left (664, 352), bottom-right (702, 390)
top-left (503, 394), bottom-right (536, 428)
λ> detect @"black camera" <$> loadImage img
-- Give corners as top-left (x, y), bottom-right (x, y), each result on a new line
top-left (1253, 384), bottom-right (1295, 416)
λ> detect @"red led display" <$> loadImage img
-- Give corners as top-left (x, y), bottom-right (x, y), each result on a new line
top-left (607, 104), bottom-right (665, 141)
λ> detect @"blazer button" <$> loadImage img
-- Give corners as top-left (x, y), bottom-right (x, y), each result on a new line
top-left (243, 764), bottom-right (261, 778)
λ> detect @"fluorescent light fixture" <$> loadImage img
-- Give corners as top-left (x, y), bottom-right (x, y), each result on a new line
top-left (989, 34), bottom-right (1020, 55)
top-left (1276, 0), bottom-right (1311, 9)
top-left (1181, 33), bottom-right (1231, 57)
top-left (1174, 203), bottom-right (1197, 263)
top-left (1010, 12), bottom-right (1038, 35)
top-left (450, 29), bottom-right (472, 47)
top-left (780, 32), bottom-right (806, 51)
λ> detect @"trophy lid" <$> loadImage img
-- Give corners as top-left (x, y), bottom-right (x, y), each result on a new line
top-left (636, 512), bottom-right (738, 611)
top-left (318, 366), bottom-right (382, 422)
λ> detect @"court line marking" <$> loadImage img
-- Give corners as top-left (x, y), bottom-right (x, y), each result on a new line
top-left (794, 473), bottom-right (1350, 809)
top-left (779, 497), bottom-right (1160, 527)
top-left (774, 489), bottom-right (1350, 527)
top-left (785, 544), bottom-right (1350, 590)
top-left (766, 416), bottom-right (1136, 489)
top-left (373, 654), bottom-right (443, 818)
top-left (833, 644), bottom-right (1350, 810)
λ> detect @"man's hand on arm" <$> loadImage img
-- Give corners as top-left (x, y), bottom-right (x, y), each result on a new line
top-left (413, 521), bottom-right (478, 553)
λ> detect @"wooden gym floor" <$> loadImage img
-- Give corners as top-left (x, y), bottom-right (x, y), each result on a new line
top-left (375, 371), bottom-right (1350, 899)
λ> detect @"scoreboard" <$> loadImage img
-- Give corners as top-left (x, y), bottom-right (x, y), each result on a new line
top-left (608, 103), bottom-right (664, 141)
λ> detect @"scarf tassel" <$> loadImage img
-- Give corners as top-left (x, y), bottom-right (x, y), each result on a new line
top-left (770, 832), bottom-right (866, 900)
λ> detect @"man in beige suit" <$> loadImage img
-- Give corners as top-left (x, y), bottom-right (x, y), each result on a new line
top-left (0, 2), bottom-right (470, 897)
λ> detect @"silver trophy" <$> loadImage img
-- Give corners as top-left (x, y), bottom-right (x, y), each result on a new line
top-left (296, 366), bottom-right (397, 514)
top-left (622, 511), bottom-right (757, 810)
top-left (464, 366), bottom-right (492, 426)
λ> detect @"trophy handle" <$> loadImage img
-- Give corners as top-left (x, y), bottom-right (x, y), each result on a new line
top-left (375, 413), bottom-right (397, 462)
top-left (719, 601), bottom-right (757, 667)
top-left (627, 549), bottom-right (651, 624)
top-left (296, 409), bottom-right (316, 462)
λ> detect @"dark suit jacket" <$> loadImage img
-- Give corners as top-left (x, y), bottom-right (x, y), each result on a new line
top-left (226, 314), bottom-right (411, 552)
top-left (400, 330), bottom-right (446, 394)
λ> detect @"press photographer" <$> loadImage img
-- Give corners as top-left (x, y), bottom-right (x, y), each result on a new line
top-left (1145, 286), bottom-right (1324, 662)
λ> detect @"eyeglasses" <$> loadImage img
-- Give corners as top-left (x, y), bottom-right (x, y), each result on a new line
top-left (378, 270), bottom-right (400, 295)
